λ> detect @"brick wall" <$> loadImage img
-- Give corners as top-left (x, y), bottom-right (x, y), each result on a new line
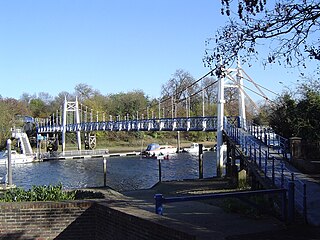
top-left (0, 200), bottom-right (196, 240)
top-left (95, 202), bottom-right (196, 240)
top-left (0, 201), bottom-right (95, 240)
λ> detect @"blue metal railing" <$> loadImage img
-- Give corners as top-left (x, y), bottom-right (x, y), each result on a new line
top-left (154, 188), bottom-right (292, 222)
top-left (224, 120), bottom-right (307, 222)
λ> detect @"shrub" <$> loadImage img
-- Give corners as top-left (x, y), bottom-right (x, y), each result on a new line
top-left (0, 183), bottom-right (76, 202)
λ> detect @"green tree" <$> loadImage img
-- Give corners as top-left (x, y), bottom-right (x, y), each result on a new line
top-left (106, 90), bottom-right (148, 118)
top-left (268, 79), bottom-right (320, 141)
top-left (29, 99), bottom-right (47, 118)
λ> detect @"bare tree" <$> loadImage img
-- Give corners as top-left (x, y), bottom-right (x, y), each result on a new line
top-left (204, 0), bottom-right (320, 69)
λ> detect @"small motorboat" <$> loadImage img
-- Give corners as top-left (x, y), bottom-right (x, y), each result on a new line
top-left (0, 150), bottom-right (35, 165)
top-left (182, 143), bottom-right (211, 153)
top-left (142, 143), bottom-right (177, 158)
top-left (183, 143), bottom-right (200, 153)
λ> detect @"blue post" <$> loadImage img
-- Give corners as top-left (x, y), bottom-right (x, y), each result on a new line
top-left (281, 189), bottom-right (287, 222)
top-left (155, 194), bottom-right (164, 215)
top-left (272, 157), bottom-right (275, 184)
top-left (288, 181), bottom-right (295, 223)
top-left (281, 161), bottom-right (284, 188)
top-left (244, 137), bottom-right (248, 155)
top-left (264, 151), bottom-right (268, 178)
top-left (303, 184), bottom-right (307, 223)
top-left (258, 144), bottom-right (262, 168)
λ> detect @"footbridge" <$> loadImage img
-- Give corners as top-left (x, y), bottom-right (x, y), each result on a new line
top-left (35, 63), bottom-right (319, 225)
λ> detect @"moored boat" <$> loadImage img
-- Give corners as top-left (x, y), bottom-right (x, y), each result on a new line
top-left (182, 143), bottom-right (211, 153)
top-left (0, 150), bottom-right (35, 165)
top-left (142, 143), bottom-right (177, 158)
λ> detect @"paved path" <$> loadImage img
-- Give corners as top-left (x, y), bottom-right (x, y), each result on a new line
top-left (121, 179), bottom-right (288, 240)
top-left (92, 177), bottom-right (320, 239)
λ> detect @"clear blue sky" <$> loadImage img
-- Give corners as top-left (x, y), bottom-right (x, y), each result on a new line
top-left (0, 0), bottom-right (315, 102)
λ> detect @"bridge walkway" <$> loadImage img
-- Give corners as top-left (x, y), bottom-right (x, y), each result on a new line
top-left (225, 124), bottom-right (320, 226)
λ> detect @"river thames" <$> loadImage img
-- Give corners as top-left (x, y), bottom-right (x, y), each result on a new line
top-left (0, 151), bottom-right (217, 191)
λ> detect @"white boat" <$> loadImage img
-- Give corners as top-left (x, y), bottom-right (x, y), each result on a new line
top-left (142, 143), bottom-right (177, 158)
top-left (182, 143), bottom-right (211, 153)
top-left (183, 143), bottom-right (201, 153)
top-left (0, 150), bottom-right (35, 165)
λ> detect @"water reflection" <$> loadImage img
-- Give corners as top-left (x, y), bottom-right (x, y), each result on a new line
top-left (0, 151), bottom-right (217, 191)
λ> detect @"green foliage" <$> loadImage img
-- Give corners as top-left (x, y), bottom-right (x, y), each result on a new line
top-left (268, 80), bottom-right (320, 142)
top-left (0, 184), bottom-right (76, 202)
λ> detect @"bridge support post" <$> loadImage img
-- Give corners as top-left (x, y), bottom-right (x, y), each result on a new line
top-left (75, 97), bottom-right (81, 151)
top-left (217, 72), bottom-right (226, 177)
top-left (237, 59), bottom-right (246, 129)
top-left (62, 98), bottom-right (67, 155)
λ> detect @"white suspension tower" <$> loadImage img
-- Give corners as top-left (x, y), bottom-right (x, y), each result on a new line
top-left (237, 59), bottom-right (246, 128)
top-left (216, 66), bottom-right (226, 177)
top-left (216, 60), bottom-right (246, 176)
top-left (61, 97), bottom-right (82, 155)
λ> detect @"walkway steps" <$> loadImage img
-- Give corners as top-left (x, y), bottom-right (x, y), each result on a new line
top-left (225, 126), bottom-right (320, 226)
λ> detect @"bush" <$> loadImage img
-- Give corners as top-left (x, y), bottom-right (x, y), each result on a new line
top-left (0, 183), bottom-right (76, 202)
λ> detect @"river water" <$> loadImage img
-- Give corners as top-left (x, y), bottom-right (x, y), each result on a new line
top-left (0, 151), bottom-right (217, 191)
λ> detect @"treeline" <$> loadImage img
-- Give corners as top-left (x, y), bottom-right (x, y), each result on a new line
top-left (1, 69), bottom-right (319, 150)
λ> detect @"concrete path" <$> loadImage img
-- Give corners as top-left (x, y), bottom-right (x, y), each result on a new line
top-left (121, 179), bottom-right (287, 239)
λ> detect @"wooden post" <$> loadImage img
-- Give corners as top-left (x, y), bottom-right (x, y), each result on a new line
top-left (199, 144), bottom-right (203, 179)
top-left (158, 159), bottom-right (162, 182)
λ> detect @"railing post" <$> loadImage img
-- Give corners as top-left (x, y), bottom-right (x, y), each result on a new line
top-left (288, 181), bottom-right (295, 223)
top-left (155, 194), bottom-right (164, 215)
top-left (303, 183), bottom-right (308, 223)
top-left (281, 161), bottom-right (284, 188)
top-left (281, 189), bottom-right (287, 222)
top-left (272, 157), bottom-right (275, 184)
top-left (254, 145), bottom-right (257, 164)
top-left (258, 143), bottom-right (262, 168)
top-left (264, 151), bottom-right (268, 178)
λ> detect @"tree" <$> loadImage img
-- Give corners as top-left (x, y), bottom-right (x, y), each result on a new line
top-left (75, 83), bottom-right (99, 102)
top-left (267, 79), bottom-right (320, 141)
top-left (268, 92), bottom-right (297, 138)
top-left (29, 99), bottom-right (47, 118)
top-left (204, 0), bottom-right (320, 69)
top-left (106, 90), bottom-right (148, 118)
top-left (0, 98), bottom-right (32, 148)
top-left (161, 69), bottom-right (198, 117)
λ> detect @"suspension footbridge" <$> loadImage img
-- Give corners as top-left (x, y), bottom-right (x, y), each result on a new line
top-left (34, 63), bottom-right (320, 226)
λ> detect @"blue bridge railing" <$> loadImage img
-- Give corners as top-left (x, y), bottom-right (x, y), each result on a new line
top-left (224, 120), bottom-right (307, 222)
